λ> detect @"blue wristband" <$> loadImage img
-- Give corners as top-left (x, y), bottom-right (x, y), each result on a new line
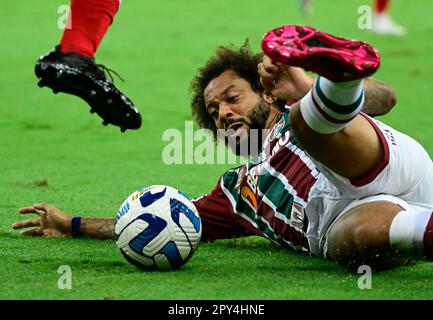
top-left (71, 216), bottom-right (82, 238)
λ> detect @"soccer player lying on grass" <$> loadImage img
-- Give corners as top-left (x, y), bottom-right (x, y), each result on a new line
top-left (14, 25), bottom-right (433, 272)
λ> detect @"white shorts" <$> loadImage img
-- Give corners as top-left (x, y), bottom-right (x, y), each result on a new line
top-left (305, 114), bottom-right (433, 256)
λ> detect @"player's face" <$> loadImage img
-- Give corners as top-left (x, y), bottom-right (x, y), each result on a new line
top-left (204, 70), bottom-right (271, 156)
top-left (204, 70), bottom-right (269, 136)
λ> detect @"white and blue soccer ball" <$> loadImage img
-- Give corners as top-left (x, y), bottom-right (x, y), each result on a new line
top-left (114, 185), bottom-right (202, 270)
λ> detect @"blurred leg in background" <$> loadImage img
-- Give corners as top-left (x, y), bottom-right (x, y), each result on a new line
top-left (299, 0), bottom-right (313, 17)
top-left (371, 0), bottom-right (406, 35)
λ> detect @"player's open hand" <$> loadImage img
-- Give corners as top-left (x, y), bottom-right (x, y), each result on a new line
top-left (258, 56), bottom-right (313, 102)
top-left (12, 203), bottom-right (72, 237)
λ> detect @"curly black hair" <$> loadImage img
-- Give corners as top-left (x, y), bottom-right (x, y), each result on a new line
top-left (190, 41), bottom-right (264, 137)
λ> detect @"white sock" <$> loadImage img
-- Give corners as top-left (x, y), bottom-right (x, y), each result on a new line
top-left (389, 209), bottom-right (433, 259)
top-left (300, 76), bottom-right (364, 134)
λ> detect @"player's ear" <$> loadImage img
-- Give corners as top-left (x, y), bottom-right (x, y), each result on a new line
top-left (262, 91), bottom-right (277, 104)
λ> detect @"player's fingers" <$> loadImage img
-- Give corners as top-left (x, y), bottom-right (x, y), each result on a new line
top-left (265, 63), bottom-right (280, 75)
top-left (20, 227), bottom-right (45, 237)
top-left (41, 229), bottom-right (54, 238)
top-left (35, 208), bottom-right (46, 215)
top-left (257, 62), bottom-right (267, 75)
top-left (12, 218), bottom-right (40, 230)
top-left (258, 64), bottom-right (277, 84)
top-left (274, 61), bottom-right (288, 68)
top-left (259, 76), bottom-right (273, 90)
top-left (33, 203), bottom-right (49, 211)
top-left (262, 56), bottom-right (281, 73)
top-left (18, 206), bottom-right (40, 215)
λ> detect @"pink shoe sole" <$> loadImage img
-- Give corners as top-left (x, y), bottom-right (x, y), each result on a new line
top-left (261, 25), bottom-right (380, 82)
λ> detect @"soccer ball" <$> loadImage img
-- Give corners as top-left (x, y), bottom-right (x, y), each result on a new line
top-left (114, 185), bottom-right (202, 270)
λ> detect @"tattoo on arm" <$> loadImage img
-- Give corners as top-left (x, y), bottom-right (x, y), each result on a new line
top-left (362, 78), bottom-right (397, 117)
top-left (79, 218), bottom-right (115, 239)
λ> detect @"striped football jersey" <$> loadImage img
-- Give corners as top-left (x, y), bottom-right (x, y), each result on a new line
top-left (194, 109), bottom-right (321, 253)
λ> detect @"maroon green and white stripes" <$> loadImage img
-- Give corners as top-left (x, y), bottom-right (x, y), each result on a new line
top-left (300, 76), bottom-right (365, 134)
top-left (194, 109), bottom-right (321, 253)
top-left (219, 137), bottom-right (319, 253)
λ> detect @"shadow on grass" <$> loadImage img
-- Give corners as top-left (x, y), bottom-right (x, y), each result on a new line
top-left (2, 232), bottom-right (425, 277)
top-left (197, 237), bottom-right (349, 275)
top-left (202, 237), bottom-right (427, 276)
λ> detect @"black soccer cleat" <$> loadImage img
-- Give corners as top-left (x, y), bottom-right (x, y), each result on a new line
top-left (35, 46), bottom-right (141, 132)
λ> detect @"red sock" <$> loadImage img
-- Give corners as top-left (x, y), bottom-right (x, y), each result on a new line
top-left (374, 0), bottom-right (390, 14)
top-left (59, 0), bottom-right (120, 57)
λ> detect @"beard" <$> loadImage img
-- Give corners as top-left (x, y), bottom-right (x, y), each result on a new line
top-left (248, 98), bottom-right (272, 131)
top-left (219, 98), bottom-right (271, 158)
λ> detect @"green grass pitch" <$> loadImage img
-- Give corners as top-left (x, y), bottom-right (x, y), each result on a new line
top-left (1, 0), bottom-right (432, 300)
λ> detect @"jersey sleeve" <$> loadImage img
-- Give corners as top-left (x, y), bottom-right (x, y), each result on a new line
top-left (192, 177), bottom-right (252, 242)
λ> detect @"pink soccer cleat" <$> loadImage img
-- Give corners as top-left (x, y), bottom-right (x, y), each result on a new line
top-left (261, 25), bottom-right (380, 82)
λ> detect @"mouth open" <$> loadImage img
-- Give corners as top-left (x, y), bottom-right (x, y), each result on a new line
top-left (226, 122), bottom-right (244, 132)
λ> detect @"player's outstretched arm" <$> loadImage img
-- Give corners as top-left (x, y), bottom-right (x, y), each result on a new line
top-left (12, 203), bottom-right (115, 239)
